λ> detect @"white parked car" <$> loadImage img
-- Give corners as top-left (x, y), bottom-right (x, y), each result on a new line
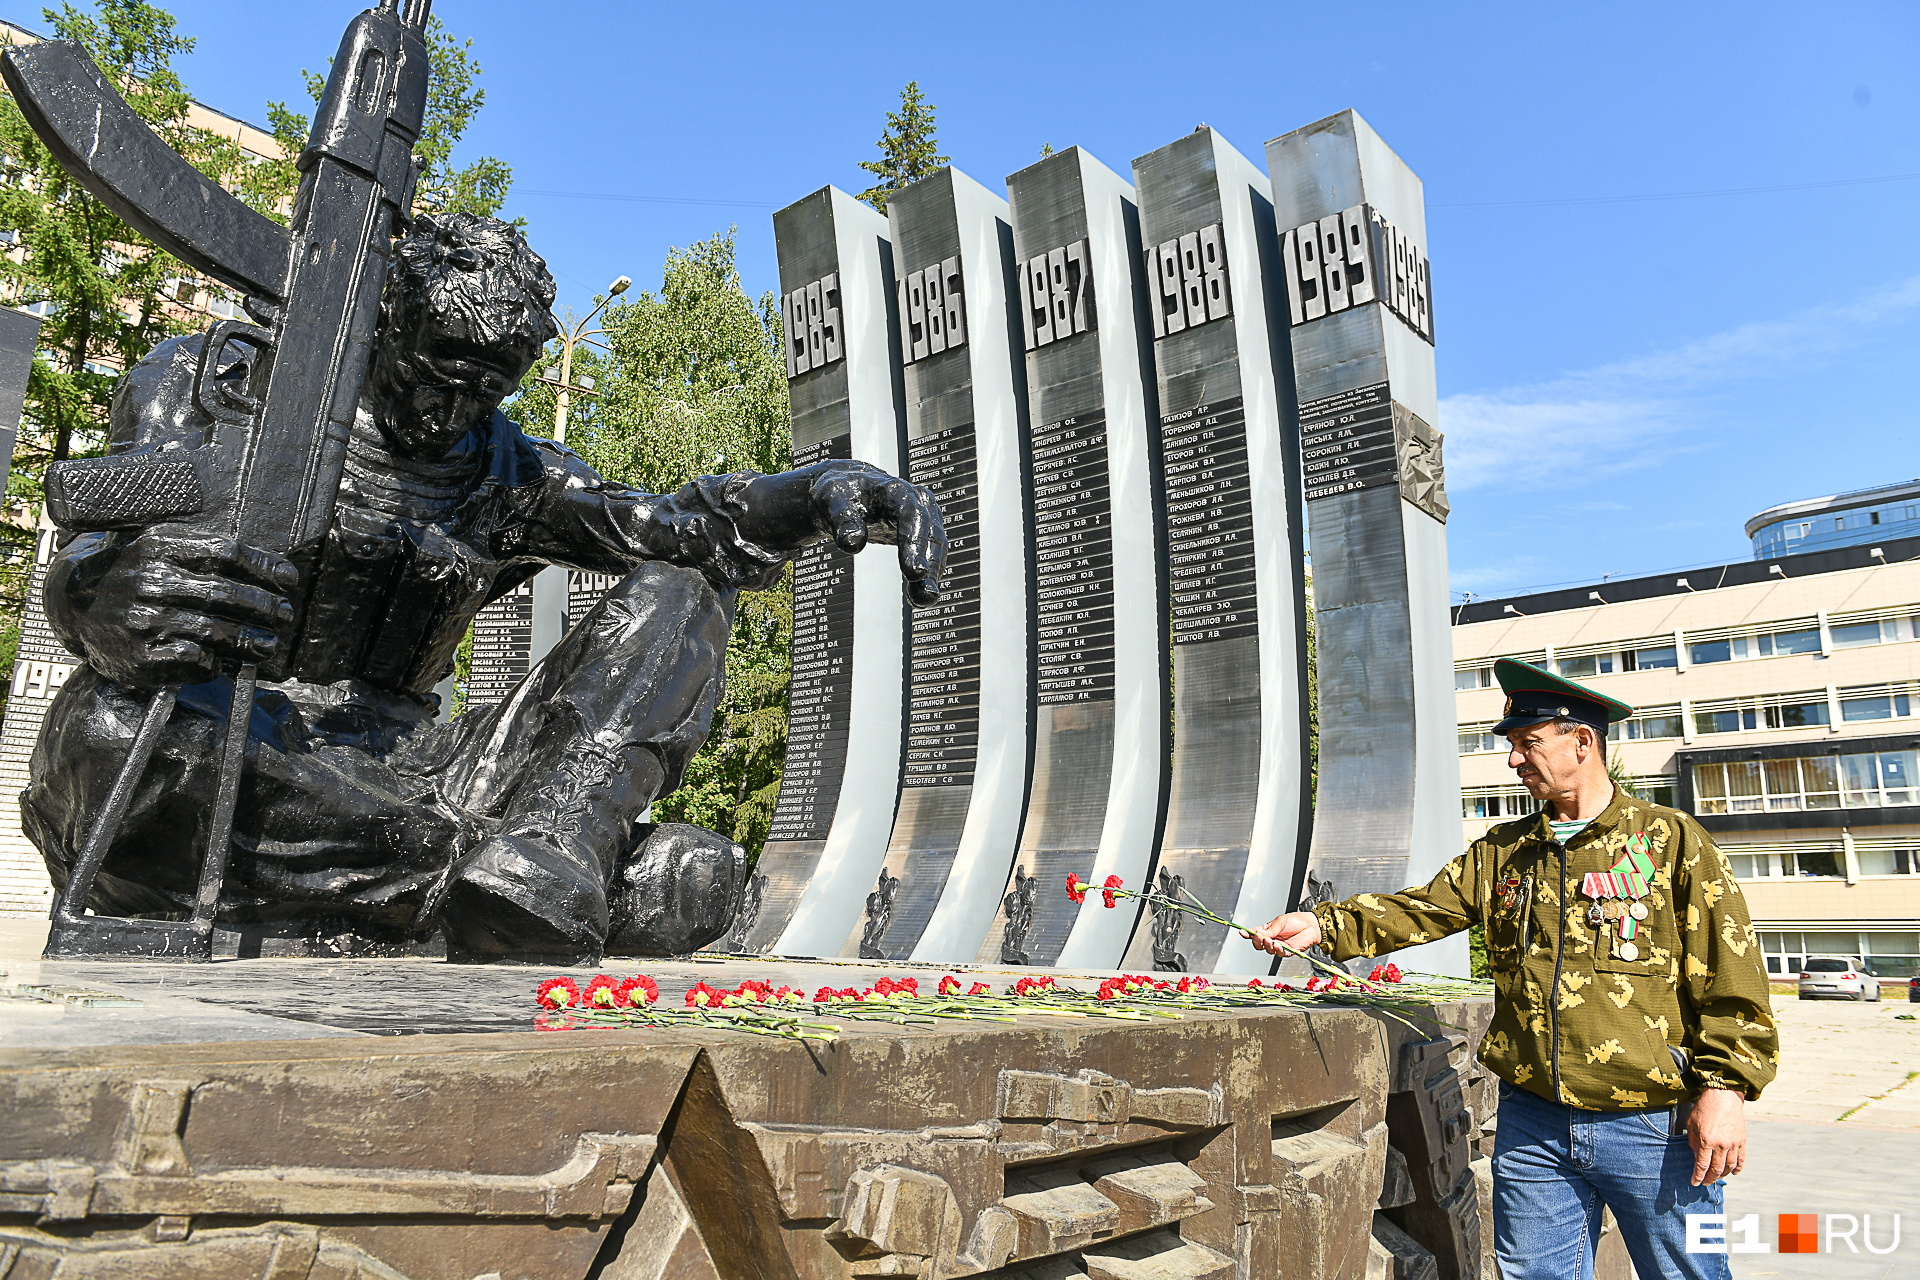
top-left (1798, 957), bottom-right (1881, 1001)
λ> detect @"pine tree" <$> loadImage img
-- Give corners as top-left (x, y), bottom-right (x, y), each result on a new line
top-left (856, 81), bottom-right (948, 213)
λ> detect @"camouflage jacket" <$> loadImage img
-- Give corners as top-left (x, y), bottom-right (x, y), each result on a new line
top-left (1312, 788), bottom-right (1779, 1111)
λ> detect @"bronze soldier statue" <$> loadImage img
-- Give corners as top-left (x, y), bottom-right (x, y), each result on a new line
top-left (24, 212), bottom-right (945, 964)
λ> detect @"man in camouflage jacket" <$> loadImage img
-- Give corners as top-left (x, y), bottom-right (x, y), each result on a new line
top-left (1253, 659), bottom-right (1778, 1280)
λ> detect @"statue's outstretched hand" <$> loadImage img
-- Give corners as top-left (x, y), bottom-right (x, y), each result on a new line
top-left (57, 526), bottom-right (296, 690)
top-left (735, 460), bottom-right (947, 606)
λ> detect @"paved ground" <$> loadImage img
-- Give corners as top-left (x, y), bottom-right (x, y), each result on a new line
top-left (1749, 990), bottom-right (1920, 1130)
top-left (1644, 995), bottom-right (1920, 1279)
top-left (1727, 1122), bottom-right (1919, 1280)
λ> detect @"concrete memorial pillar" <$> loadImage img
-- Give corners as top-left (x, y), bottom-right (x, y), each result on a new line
top-left (1266, 110), bottom-right (1465, 975)
top-left (0, 308), bottom-right (54, 915)
top-left (1127, 128), bottom-right (1315, 976)
top-left (740, 186), bottom-right (911, 956)
top-left (975, 147), bottom-right (1170, 970)
top-left (841, 167), bottom-right (1032, 964)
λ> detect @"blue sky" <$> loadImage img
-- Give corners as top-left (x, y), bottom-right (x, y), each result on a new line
top-left (65, 0), bottom-right (1920, 601)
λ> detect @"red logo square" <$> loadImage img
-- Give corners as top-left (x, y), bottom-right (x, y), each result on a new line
top-left (1779, 1214), bottom-right (1818, 1254)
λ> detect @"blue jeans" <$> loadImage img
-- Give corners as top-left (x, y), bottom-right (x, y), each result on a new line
top-left (1493, 1082), bottom-right (1730, 1280)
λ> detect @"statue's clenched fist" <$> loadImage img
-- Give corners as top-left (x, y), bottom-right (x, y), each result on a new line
top-left (57, 526), bottom-right (297, 690)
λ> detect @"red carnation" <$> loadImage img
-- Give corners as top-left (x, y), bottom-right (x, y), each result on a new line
top-left (968, 982), bottom-right (991, 996)
top-left (1066, 873), bottom-right (1088, 904)
top-left (939, 974), bottom-right (962, 996)
top-left (583, 974), bottom-right (626, 1008)
top-left (1097, 978), bottom-right (1123, 1001)
top-left (1102, 875), bottom-right (1123, 909)
top-left (812, 986), bottom-right (836, 1003)
top-left (1369, 963), bottom-right (1403, 983)
top-left (1247, 979), bottom-right (1264, 989)
top-left (620, 975), bottom-right (660, 1005)
top-left (686, 981), bottom-right (720, 1008)
top-left (537, 976), bottom-right (580, 1010)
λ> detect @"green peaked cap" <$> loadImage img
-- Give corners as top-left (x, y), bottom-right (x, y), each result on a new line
top-left (1491, 658), bottom-right (1634, 736)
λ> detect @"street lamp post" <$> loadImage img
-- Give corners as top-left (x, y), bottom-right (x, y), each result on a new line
top-left (529, 274), bottom-right (631, 681)
top-left (533, 273), bottom-right (630, 445)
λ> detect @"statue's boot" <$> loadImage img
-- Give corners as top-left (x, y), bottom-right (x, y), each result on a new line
top-left (438, 733), bottom-right (666, 964)
top-left (431, 562), bottom-right (735, 964)
top-left (605, 823), bottom-right (746, 956)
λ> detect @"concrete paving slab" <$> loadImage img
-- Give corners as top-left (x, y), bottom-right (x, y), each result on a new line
top-left (1727, 1120), bottom-right (1919, 1280)
top-left (1747, 994), bottom-right (1920, 1131)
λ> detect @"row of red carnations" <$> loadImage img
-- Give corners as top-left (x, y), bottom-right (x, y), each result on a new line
top-left (1096, 973), bottom-right (1214, 1000)
top-left (537, 960), bottom-right (1403, 1012)
top-left (539, 972), bottom-right (1002, 1011)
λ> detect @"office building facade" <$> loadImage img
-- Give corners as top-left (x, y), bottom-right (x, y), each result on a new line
top-left (1454, 530), bottom-right (1920, 980)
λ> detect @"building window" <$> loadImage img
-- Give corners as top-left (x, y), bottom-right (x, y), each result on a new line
top-left (1556, 653), bottom-right (1613, 678)
top-left (1698, 750), bottom-right (1918, 813)
top-left (1458, 729), bottom-right (1502, 755)
top-left (1831, 621), bottom-right (1882, 648)
top-left (1691, 693), bottom-right (1829, 736)
top-left (1463, 791), bottom-right (1538, 820)
top-left (1756, 627), bottom-right (1822, 656)
top-left (1827, 613), bottom-right (1920, 648)
top-left (1840, 692), bottom-right (1912, 722)
top-left (1857, 847), bottom-right (1919, 876)
top-left (1754, 931), bottom-right (1920, 977)
top-left (1690, 639), bottom-right (1733, 665)
top-left (1455, 666), bottom-right (1491, 691)
top-left (1612, 710), bottom-right (1684, 741)
top-left (1864, 933), bottom-right (1920, 978)
top-left (1624, 644), bottom-right (1678, 670)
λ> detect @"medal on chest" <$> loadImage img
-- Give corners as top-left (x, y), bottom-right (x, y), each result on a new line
top-left (1496, 874), bottom-right (1523, 910)
top-left (1581, 833), bottom-right (1655, 961)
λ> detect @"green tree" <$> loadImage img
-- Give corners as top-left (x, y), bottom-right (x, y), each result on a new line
top-left (514, 230), bottom-right (795, 860)
top-left (268, 14), bottom-right (515, 222)
top-left (856, 81), bottom-right (948, 213)
top-left (0, 1), bottom-right (283, 497)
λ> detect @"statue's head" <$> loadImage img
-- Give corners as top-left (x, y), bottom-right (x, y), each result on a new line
top-left (369, 211), bottom-right (559, 458)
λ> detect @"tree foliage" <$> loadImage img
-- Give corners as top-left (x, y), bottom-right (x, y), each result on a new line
top-left (0, 1), bottom-right (288, 500)
top-left (856, 81), bottom-right (948, 213)
top-left (268, 14), bottom-right (515, 222)
top-left (512, 231), bottom-right (795, 860)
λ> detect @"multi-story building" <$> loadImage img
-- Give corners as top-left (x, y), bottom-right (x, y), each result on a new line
top-left (1747, 477), bottom-right (1920, 560)
top-left (1453, 522), bottom-right (1920, 982)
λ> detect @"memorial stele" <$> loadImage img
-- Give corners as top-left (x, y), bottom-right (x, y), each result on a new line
top-left (736, 111), bottom-right (1461, 975)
